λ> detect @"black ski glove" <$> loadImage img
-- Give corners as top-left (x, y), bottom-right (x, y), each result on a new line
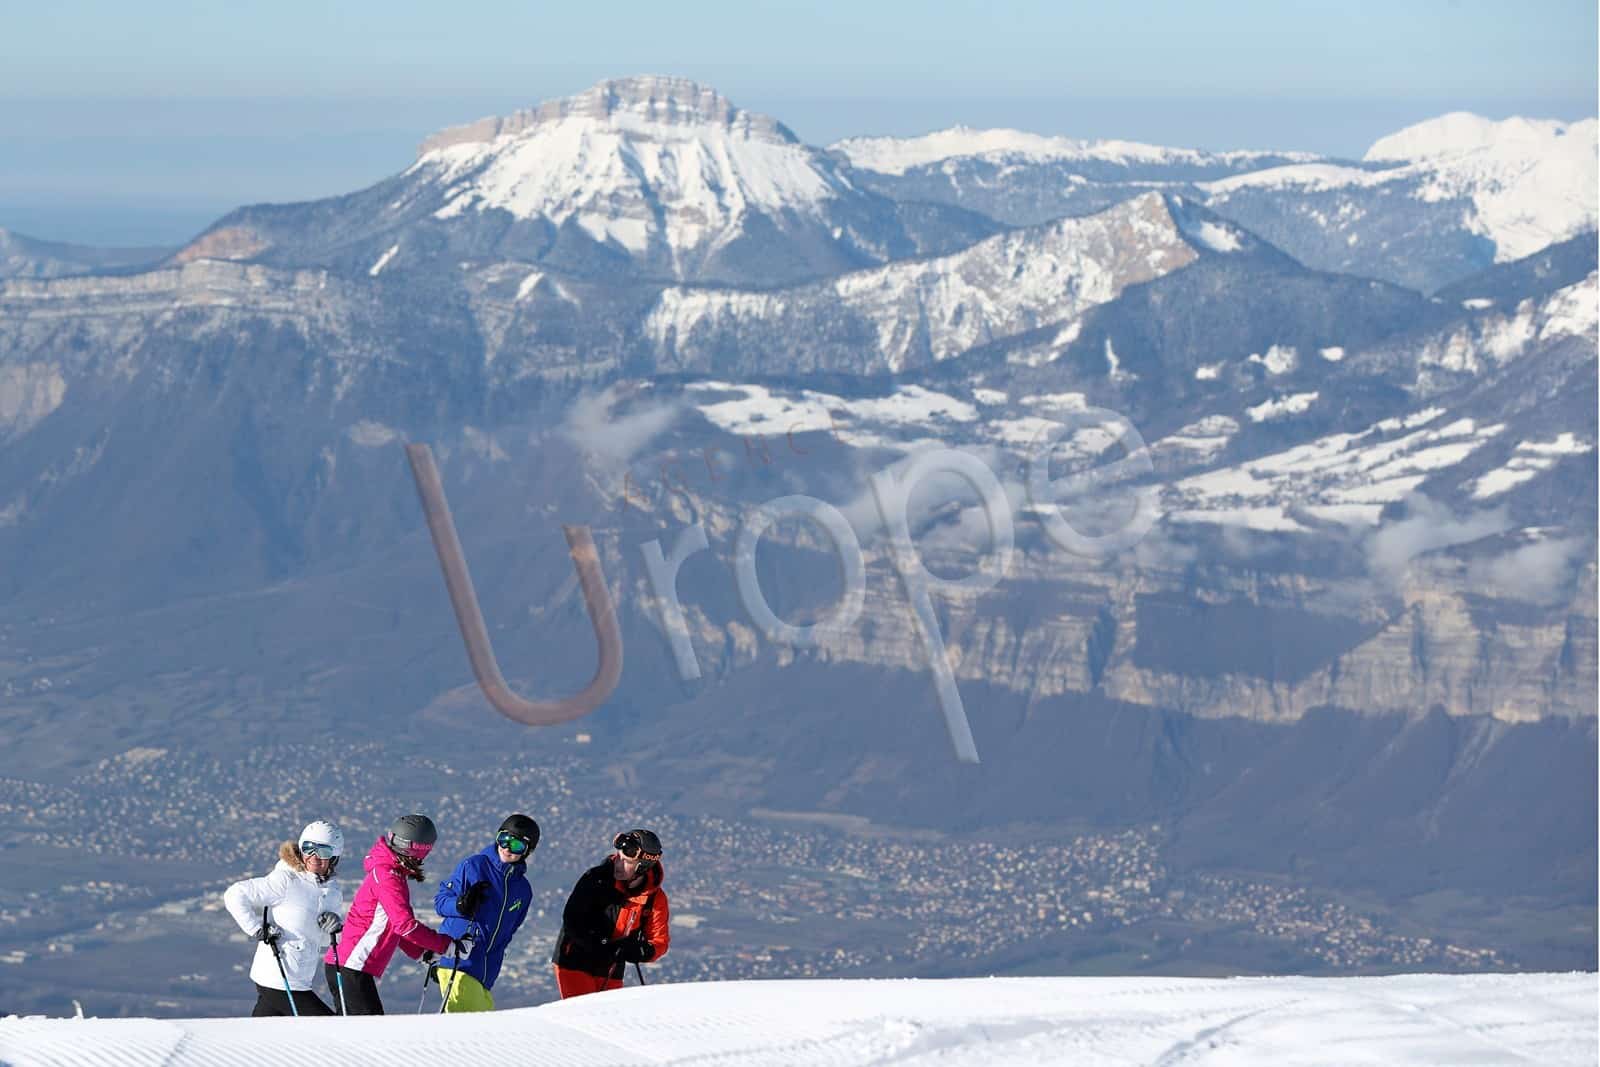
top-left (613, 931), bottom-right (653, 963)
top-left (454, 881), bottom-right (487, 918)
top-left (257, 921), bottom-right (282, 947)
top-left (317, 911), bottom-right (344, 935)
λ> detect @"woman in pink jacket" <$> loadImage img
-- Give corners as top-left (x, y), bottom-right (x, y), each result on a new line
top-left (323, 814), bottom-right (464, 1014)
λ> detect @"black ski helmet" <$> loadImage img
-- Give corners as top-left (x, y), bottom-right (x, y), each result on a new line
top-left (498, 814), bottom-right (540, 852)
top-left (387, 813), bottom-right (438, 859)
top-left (614, 828), bottom-right (663, 856)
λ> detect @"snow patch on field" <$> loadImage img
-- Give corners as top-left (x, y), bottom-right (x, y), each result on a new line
top-left (1470, 433), bottom-right (1595, 499)
top-left (688, 381), bottom-right (976, 447)
top-left (1246, 391), bottom-right (1318, 422)
top-left (1155, 415), bottom-right (1238, 460)
top-left (1020, 392), bottom-right (1088, 412)
top-left (989, 415), bottom-right (1068, 447)
top-left (1192, 221), bottom-right (1242, 252)
top-left (1167, 411), bottom-right (1505, 529)
top-left (1247, 344), bottom-right (1298, 375)
top-left (347, 421), bottom-right (400, 448)
top-left (1373, 407), bottom-right (1447, 433)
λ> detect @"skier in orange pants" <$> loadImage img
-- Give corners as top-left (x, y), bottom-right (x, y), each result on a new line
top-left (551, 829), bottom-right (670, 998)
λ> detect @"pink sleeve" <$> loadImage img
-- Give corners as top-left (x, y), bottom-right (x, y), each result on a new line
top-left (373, 867), bottom-right (452, 955)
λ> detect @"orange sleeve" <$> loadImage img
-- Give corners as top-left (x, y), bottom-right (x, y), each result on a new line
top-left (646, 889), bottom-right (670, 960)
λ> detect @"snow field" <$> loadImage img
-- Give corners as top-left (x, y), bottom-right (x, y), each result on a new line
top-left (0, 973), bottom-right (1593, 1066)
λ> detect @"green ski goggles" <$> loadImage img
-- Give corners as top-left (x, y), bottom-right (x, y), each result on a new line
top-left (496, 831), bottom-right (533, 855)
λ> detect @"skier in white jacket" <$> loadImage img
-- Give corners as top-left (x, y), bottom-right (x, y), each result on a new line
top-left (223, 820), bottom-right (346, 1016)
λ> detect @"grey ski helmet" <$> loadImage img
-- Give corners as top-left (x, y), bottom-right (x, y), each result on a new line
top-left (387, 813), bottom-right (438, 860)
top-left (614, 828), bottom-right (663, 857)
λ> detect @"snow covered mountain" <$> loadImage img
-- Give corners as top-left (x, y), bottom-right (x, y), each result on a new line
top-left (1201, 114), bottom-right (1598, 291)
top-left (172, 76), bottom-right (998, 286)
top-left (832, 127), bottom-right (1317, 244)
top-left (1367, 113), bottom-right (1598, 262)
top-left (840, 113), bottom-right (1597, 294)
top-left (0, 974), bottom-right (1593, 1065)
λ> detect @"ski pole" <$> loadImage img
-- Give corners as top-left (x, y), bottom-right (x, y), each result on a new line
top-left (634, 960), bottom-right (646, 986)
top-left (263, 907), bottom-right (299, 1018)
top-left (416, 961), bottom-right (434, 1014)
top-left (329, 926), bottom-right (349, 1016)
top-left (329, 930), bottom-right (347, 1017)
top-left (437, 938), bottom-right (463, 1015)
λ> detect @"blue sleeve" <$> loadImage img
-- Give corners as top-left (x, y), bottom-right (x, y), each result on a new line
top-left (434, 855), bottom-right (481, 919)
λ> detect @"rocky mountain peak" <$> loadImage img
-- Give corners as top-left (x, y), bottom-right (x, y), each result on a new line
top-left (416, 75), bottom-right (798, 157)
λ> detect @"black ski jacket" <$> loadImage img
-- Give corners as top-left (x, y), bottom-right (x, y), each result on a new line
top-left (551, 858), bottom-right (669, 979)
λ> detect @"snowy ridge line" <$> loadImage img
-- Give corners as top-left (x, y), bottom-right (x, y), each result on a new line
top-left (0, 974), bottom-right (1592, 1066)
top-left (830, 125), bottom-right (1320, 175)
top-left (1204, 115), bottom-right (1599, 263)
top-left (644, 191), bottom-right (1199, 373)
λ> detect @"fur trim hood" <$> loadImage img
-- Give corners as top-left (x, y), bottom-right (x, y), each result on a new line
top-left (278, 840), bottom-right (306, 872)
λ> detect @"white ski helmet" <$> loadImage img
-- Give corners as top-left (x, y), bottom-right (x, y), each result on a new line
top-left (299, 820), bottom-right (344, 859)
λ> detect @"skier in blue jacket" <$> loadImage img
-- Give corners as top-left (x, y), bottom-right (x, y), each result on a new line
top-left (432, 814), bottom-right (539, 1011)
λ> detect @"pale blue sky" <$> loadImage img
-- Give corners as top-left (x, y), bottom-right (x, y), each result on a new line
top-left (1, 0), bottom-right (1594, 245)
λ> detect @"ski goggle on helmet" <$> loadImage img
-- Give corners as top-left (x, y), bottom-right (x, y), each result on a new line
top-left (387, 814), bottom-right (438, 861)
top-left (496, 831), bottom-right (532, 855)
top-left (299, 820), bottom-right (344, 861)
top-left (614, 829), bottom-right (662, 867)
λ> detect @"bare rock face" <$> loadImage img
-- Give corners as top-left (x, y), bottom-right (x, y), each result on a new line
top-left (0, 361), bottom-right (67, 440)
top-left (171, 225), bottom-right (271, 264)
top-left (661, 518), bottom-right (1597, 729)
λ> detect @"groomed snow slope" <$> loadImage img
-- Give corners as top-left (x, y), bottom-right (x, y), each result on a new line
top-left (1, 973), bottom-right (1594, 1065)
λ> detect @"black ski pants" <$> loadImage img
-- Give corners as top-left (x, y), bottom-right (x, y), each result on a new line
top-left (250, 982), bottom-right (335, 1017)
top-left (325, 963), bottom-right (385, 1015)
